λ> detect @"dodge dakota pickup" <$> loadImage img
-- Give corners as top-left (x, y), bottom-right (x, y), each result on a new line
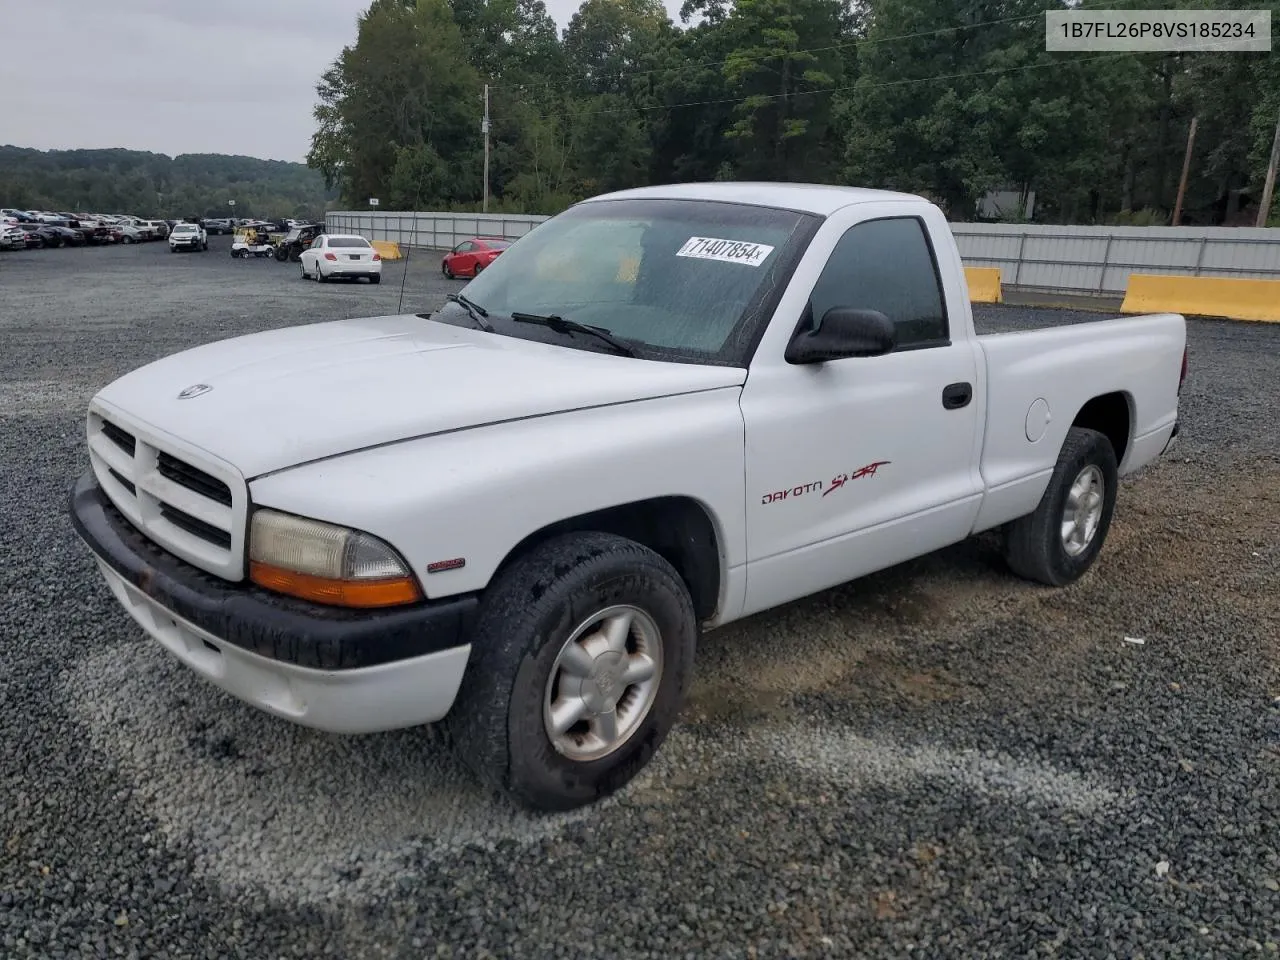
top-left (70, 182), bottom-right (1187, 811)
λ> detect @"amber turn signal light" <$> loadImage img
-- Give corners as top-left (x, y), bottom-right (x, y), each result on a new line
top-left (249, 561), bottom-right (422, 608)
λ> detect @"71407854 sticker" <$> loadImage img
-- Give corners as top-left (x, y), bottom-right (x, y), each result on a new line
top-left (675, 236), bottom-right (775, 267)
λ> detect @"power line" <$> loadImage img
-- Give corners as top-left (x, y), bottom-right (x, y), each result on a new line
top-left (494, 50), bottom-right (1140, 125)
top-left (486, 12), bottom-right (1048, 95)
top-left (483, 0), bottom-right (1159, 98)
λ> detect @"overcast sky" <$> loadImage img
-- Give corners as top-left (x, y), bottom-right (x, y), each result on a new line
top-left (0, 0), bottom-right (683, 164)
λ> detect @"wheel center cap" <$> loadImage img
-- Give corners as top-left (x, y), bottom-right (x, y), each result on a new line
top-left (588, 651), bottom-right (625, 711)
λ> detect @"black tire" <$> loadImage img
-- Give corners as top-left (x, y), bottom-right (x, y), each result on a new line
top-left (445, 531), bottom-right (697, 812)
top-left (299, 262), bottom-right (307, 279)
top-left (442, 260), bottom-right (453, 279)
top-left (1003, 426), bottom-right (1119, 587)
top-left (317, 265), bottom-right (327, 282)
top-left (275, 245), bottom-right (288, 262)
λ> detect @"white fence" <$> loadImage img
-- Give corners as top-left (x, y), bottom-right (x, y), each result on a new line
top-left (327, 211), bottom-right (1280, 297)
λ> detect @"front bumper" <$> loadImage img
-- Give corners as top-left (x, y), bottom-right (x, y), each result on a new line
top-left (69, 469), bottom-right (478, 733)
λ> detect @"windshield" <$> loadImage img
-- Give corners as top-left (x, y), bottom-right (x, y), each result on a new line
top-left (173, 225), bottom-right (196, 233)
top-left (440, 197), bottom-right (819, 365)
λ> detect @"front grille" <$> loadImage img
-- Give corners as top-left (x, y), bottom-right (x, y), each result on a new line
top-left (87, 409), bottom-right (246, 580)
top-left (101, 420), bottom-right (135, 456)
top-left (157, 452), bottom-right (232, 506)
top-left (159, 503), bottom-right (233, 549)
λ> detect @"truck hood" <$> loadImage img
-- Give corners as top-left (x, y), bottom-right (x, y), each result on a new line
top-left (92, 313), bottom-right (746, 478)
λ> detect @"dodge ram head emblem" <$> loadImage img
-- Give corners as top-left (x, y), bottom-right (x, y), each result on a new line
top-left (177, 383), bottom-right (212, 399)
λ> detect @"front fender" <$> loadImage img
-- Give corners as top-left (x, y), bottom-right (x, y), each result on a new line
top-left (247, 387), bottom-right (748, 606)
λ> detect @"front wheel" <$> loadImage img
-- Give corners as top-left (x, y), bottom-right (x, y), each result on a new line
top-left (445, 531), bottom-right (697, 812)
top-left (1003, 426), bottom-right (1119, 587)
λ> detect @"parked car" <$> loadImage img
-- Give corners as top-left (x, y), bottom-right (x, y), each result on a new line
top-left (299, 233), bottom-right (381, 282)
top-left (168, 222), bottom-right (207, 252)
top-left (441, 236), bottom-right (510, 278)
top-left (29, 225), bottom-right (76, 247)
top-left (67, 182), bottom-right (1187, 812)
top-left (110, 224), bottom-right (144, 244)
top-left (275, 223), bottom-right (325, 262)
top-left (0, 224), bottom-right (26, 249)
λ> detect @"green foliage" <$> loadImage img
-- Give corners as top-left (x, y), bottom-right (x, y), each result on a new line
top-left (1105, 207), bottom-right (1169, 227)
top-left (300, 0), bottom-right (1280, 224)
top-left (0, 146), bottom-right (331, 218)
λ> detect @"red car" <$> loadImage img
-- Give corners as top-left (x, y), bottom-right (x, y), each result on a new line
top-left (441, 236), bottom-right (511, 279)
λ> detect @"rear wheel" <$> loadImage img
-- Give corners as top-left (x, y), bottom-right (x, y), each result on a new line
top-left (1003, 426), bottom-right (1118, 586)
top-left (442, 260), bottom-right (454, 279)
top-left (445, 531), bottom-right (697, 811)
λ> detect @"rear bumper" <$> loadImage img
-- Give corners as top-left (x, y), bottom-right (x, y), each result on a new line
top-left (324, 260), bottom-right (381, 275)
top-left (69, 469), bottom-right (478, 733)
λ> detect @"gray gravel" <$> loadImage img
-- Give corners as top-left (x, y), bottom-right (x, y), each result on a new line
top-left (1, 237), bottom-right (1277, 957)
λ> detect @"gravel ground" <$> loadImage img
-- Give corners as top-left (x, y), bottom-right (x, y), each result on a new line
top-left (1, 237), bottom-right (1277, 958)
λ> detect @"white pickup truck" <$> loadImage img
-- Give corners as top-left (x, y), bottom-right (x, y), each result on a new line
top-left (70, 183), bottom-right (1187, 811)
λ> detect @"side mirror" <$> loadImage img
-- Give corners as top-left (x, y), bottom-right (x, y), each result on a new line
top-left (785, 307), bottom-right (897, 364)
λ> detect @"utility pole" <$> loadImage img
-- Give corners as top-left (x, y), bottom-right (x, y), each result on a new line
top-left (482, 83), bottom-right (490, 213)
top-left (1172, 116), bottom-right (1197, 227)
top-left (1255, 106), bottom-right (1280, 228)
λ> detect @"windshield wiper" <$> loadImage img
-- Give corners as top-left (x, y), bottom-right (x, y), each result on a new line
top-left (509, 312), bottom-right (637, 358)
top-left (438, 293), bottom-right (494, 332)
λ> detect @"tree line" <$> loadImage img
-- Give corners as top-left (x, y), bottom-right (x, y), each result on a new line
top-left (307, 0), bottom-right (1280, 225)
top-left (0, 147), bottom-right (333, 220)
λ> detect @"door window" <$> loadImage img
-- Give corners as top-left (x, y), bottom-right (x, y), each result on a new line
top-left (807, 217), bottom-right (950, 349)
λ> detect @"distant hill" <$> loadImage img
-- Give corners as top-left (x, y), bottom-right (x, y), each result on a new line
top-left (0, 146), bottom-right (335, 220)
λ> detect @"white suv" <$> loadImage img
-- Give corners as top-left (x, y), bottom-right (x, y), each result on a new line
top-left (168, 222), bottom-right (207, 252)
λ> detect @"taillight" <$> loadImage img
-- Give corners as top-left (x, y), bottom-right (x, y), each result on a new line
top-left (324, 252), bottom-right (337, 261)
top-left (372, 253), bottom-right (381, 261)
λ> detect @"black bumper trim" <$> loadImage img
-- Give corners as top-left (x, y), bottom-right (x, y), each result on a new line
top-left (69, 469), bottom-right (478, 670)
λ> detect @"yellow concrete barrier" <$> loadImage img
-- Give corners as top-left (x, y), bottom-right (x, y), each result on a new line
top-left (965, 266), bottom-right (1003, 303)
top-left (1120, 274), bottom-right (1280, 323)
top-left (372, 240), bottom-right (402, 261)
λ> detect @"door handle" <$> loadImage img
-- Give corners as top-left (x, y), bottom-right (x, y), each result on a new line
top-left (942, 381), bottom-right (972, 410)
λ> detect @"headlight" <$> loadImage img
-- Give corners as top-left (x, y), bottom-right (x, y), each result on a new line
top-left (248, 509), bottom-right (423, 608)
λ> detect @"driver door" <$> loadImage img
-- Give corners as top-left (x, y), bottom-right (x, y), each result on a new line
top-left (738, 201), bottom-right (985, 616)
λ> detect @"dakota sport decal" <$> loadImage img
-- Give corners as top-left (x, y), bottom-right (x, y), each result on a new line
top-left (823, 460), bottom-right (891, 496)
top-left (761, 461), bottom-right (891, 505)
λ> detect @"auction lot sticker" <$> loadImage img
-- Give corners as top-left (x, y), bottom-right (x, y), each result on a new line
top-left (677, 236), bottom-right (775, 267)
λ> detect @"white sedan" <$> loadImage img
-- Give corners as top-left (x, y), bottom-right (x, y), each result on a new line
top-left (300, 234), bottom-right (382, 284)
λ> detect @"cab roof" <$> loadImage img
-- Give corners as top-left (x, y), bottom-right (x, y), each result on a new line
top-left (579, 181), bottom-right (932, 217)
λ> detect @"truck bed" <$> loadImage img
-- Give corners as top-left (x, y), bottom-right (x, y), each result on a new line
top-left (969, 309), bottom-right (1186, 534)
